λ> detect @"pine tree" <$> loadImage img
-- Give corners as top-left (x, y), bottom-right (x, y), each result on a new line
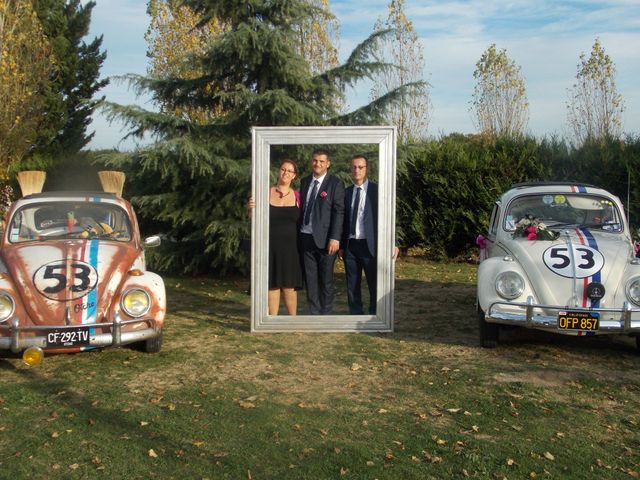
top-left (103, 0), bottom-right (420, 273)
top-left (30, 0), bottom-right (108, 160)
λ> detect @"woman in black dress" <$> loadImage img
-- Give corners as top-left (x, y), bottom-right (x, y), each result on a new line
top-left (250, 159), bottom-right (303, 315)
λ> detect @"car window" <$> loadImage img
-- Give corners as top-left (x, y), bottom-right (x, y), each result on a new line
top-left (8, 201), bottom-right (133, 243)
top-left (504, 194), bottom-right (623, 233)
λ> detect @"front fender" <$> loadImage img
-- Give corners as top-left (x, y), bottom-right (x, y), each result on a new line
top-left (111, 272), bottom-right (166, 328)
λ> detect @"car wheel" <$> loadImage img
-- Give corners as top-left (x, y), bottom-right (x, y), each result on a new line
top-left (142, 330), bottom-right (163, 353)
top-left (478, 303), bottom-right (498, 348)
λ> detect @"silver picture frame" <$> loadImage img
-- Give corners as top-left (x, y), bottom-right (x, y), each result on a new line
top-left (251, 126), bottom-right (396, 332)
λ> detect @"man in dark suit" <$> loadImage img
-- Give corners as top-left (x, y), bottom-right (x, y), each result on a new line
top-left (299, 149), bottom-right (345, 314)
top-left (340, 155), bottom-right (378, 315)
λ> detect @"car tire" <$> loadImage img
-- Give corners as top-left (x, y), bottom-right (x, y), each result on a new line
top-left (478, 303), bottom-right (499, 348)
top-left (142, 330), bottom-right (163, 353)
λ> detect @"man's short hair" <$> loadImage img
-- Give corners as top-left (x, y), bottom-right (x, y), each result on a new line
top-left (312, 148), bottom-right (331, 159)
top-left (351, 154), bottom-right (368, 166)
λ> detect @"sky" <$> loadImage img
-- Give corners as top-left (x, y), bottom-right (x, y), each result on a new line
top-left (86, 0), bottom-right (640, 150)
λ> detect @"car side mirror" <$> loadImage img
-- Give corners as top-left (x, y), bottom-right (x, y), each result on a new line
top-left (144, 235), bottom-right (161, 248)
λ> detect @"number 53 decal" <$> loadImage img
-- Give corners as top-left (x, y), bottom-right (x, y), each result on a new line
top-left (543, 245), bottom-right (604, 278)
top-left (33, 260), bottom-right (98, 301)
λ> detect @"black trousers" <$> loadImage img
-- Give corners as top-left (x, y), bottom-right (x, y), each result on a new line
top-left (344, 239), bottom-right (376, 315)
top-left (301, 233), bottom-right (337, 314)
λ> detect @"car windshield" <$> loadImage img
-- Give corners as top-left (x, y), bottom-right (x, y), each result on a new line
top-left (8, 201), bottom-right (133, 243)
top-left (504, 193), bottom-right (623, 233)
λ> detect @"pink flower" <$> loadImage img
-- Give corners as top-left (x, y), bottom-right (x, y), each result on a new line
top-left (319, 191), bottom-right (327, 199)
top-left (475, 234), bottom-right (487, 249)
top-left (527, 232), bottom-right (537, 241)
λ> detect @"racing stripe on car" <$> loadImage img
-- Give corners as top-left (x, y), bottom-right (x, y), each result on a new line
top-left (74, 241), bottom-right (88, 324)
top-left (575, 227), bottom-right (599, 337)
top-left (79, 239), bottom-right (100, 351)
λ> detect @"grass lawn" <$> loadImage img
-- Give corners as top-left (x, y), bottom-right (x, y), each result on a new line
top-left (1, 257), bottom-right (639, 479)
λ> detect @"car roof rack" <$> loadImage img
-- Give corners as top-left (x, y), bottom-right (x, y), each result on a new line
top-left (511, 181), bottom-right (598, 189)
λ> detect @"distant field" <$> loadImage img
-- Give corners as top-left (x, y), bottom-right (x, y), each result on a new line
top-left (1, 258), bottom-right (638, 479)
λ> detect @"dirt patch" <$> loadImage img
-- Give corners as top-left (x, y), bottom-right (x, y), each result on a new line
top-left (493, 370), bottom-right (578, 388)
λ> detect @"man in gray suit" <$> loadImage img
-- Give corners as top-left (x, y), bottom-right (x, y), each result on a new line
top-left (299, 149), bottom-right (345, 314)
top-left (340, 155), bottom-right (378, 315)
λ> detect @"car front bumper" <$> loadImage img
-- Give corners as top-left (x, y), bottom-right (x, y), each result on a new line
top-left (0, 315), bottom-right (160, 353)
top-left (486, 297), bottom-right (640, 334)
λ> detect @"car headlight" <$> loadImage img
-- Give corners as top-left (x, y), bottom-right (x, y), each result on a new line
top-left (0, 293), bottom-right (15, 322)
top-left (495, 271), bottom-right (525, 300)
top-left (626, 277), bottom-right (640, 306)
top-left (121, 289), bottom-right (151, 317)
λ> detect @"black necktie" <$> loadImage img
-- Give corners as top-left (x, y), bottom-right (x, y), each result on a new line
top-left (304, 180), bottom-right (319, 225)
top-left (350, 187), bottom-right (361, 235)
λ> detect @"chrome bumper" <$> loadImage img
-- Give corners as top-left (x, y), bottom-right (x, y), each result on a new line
top-left (487, 297), bottom-right (640, 333)
top-left (0, 316), bottom-right (160, 353)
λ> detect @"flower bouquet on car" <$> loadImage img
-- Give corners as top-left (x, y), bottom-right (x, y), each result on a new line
top-left (513, 215), bottom-right (559, 241)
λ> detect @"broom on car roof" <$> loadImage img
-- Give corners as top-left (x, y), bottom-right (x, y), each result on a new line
top-left (16, 171), bottom-right (46, 197)
top-left (98, 171), bottom-right (125, 197)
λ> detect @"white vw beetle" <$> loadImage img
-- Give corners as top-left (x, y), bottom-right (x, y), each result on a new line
top-left (477, 183), bottom-right (640, 349)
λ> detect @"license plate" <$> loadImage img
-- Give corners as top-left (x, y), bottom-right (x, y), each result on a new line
top-left (557, 311), bottom-right (599, 332)
top-left (44, 327), bottom-right (92, 348)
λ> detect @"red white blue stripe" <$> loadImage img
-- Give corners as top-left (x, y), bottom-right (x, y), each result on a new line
top-left (575, 227), bottom-right (600, 336)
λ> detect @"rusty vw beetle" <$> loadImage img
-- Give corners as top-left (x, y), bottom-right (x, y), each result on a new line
top-left (0, 190), bottom-right (165, 362)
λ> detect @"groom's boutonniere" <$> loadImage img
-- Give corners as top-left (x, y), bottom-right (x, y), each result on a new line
top-left (319, 191), bottom-right (327, 199)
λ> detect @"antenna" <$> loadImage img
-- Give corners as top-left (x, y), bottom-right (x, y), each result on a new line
top-left (628, 166), bottom-right (631, 227)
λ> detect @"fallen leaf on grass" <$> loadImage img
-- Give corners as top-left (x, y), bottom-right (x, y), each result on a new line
top-left (69, 464), bottom-right (79, 470)
top-left (140, 421), bottom-right (149, 427)
top-left (543, 452), bottom-right (555, 461)
top-left (319, 429), bottom-right (329, 437)
top-left (340, 467), bottom-right (348, 475)
top-left (351, 363), bottom-right (362, 371)
top-left (423, 452), bottom-right (443, 464)
top-left (51, 432), bottom-right (59, 438)
top-left (239, 401), bottom-right (256, 409)
top-left (192, 441), bottom-right (205, 448)
top-left (148, 449), bottom-right (158, 458)
top-left (507, 458), bottom-right (516, 466)
top-left (378, 408), bottom-right (388, 414)
top-left (447, 408), bottom-right (461, 413)
top-left (52, 464), bottom-right (60, 470)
